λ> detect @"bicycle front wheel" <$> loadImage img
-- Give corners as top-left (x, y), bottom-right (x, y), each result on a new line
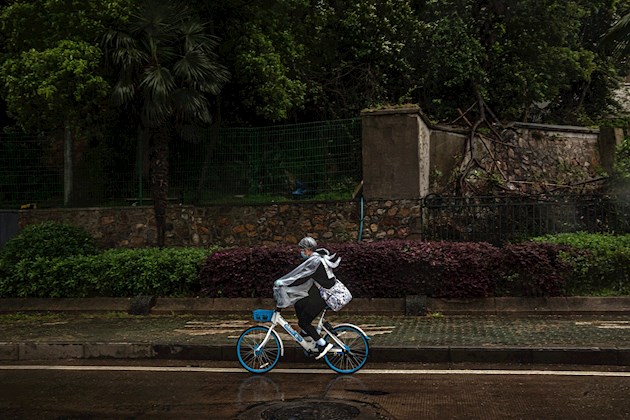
top-left (236, 326), bottom-right (281, 373)
top-left (324, 325), bottom-right (369, 374)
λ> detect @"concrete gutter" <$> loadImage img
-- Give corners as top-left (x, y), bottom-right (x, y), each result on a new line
top-left (0, 296), bottom-right (628, 315)
top-left (1, 342), bottom-right (629, 366)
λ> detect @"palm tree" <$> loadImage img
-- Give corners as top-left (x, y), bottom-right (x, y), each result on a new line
top-left (104, 0), bottom-right (228, 246)
top-left (600, 11), bottom-right (630, 58)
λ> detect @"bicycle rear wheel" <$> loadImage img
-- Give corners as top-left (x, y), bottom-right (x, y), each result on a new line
top-left (324, 325), bottom-right (369, 374)
top-left (237, 326), bottom-right (281, 373)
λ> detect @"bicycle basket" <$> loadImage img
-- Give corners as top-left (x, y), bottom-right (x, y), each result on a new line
top-left (252, 309), bottom-right (274, 322)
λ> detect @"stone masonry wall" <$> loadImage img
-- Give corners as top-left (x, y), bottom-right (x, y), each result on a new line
top-left (17, 200), bottom-right (425, 248)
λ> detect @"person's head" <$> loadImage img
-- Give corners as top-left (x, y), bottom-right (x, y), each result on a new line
top-left (298, 236), bottom-right (317, 259)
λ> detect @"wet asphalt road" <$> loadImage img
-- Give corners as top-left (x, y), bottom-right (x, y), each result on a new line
top-left (1, 361), bottom-right (629, 419)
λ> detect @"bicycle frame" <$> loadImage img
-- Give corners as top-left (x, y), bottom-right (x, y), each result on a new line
top-left (254, 309), bottom-right (369, 357)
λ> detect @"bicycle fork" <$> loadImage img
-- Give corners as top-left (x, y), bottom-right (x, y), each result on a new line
top-left (319, 324), bottom-right (351, 354)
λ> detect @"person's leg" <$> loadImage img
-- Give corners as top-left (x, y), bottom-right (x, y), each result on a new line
top-left (295, 294), bottom-right (326, 341)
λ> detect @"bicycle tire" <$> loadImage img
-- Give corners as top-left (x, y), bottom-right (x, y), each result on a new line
top-left (324, 325), bottom-right (369, 374)
top-left (236, 326), bottom-right (281, 373)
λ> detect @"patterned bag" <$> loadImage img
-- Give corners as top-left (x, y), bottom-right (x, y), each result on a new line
top-left (318, 279), bottom-right (352, 311)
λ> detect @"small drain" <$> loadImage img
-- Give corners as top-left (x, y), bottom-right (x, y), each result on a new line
top-left (238, 398), bottom-right (393, 420)
top-left (262, 401), bottom-right (359, 419)
top-left (346, 389), bottom-right (390, 396)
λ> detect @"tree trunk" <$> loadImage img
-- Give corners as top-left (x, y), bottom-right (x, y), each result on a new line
top-left (195, 97), bottom-right (222, 204)
top-left (150, 130), bottom-right (169, 247)
top-left (63, 120), bottom-right (73, 207)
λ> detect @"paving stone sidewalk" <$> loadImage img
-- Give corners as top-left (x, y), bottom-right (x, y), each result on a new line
top-left (1, 312), bottom-right (629, 365)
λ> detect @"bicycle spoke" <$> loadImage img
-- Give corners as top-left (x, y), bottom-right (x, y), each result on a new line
top-left (237, 326), bottom-right (281, 373)
top-left (324, 325), bottom-right (368, 374)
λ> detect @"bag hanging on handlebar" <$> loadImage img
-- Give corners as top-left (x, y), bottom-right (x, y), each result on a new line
top-left (317, 279), bottom-right (352, 311)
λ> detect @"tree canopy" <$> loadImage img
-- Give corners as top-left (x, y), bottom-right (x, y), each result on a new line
top-left (2, 0), bottom-right (630, 130)
top-left (0, 0), bottom-right (132, 133)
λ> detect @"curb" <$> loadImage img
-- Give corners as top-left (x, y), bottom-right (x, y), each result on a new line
top-left (1, 296), bottom-right (629, 315)
top-left (1, 342), bottom-right (629, 366)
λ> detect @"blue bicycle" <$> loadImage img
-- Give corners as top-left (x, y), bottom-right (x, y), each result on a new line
top-left (236, 308), bottom-right (370, 374)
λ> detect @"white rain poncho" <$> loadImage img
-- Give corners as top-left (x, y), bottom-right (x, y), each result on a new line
top-left (273, 249), bottom-right (340, 308)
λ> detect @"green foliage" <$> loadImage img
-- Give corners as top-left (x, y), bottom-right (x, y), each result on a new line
top-left (300, 0), bottom-right (422, 119)
top-left (0, 0), bottom-right (132, 53)
top-left (0, 247), bottom-right (217, 298)
top-left (234, 26), bottom-right (306, 122)
top-left (0, 0), bottom-right (133, 132)
top-left (104, 0), bottom-right (228, 132)
top-left (3, 0), bottom-right (629, 130)
top-left (612, 136), bottom-right (630, 188)
top-left (0, 222), bottom-right (98, 268)
top-left (532, 232), bottom-right (630, 295)
top-left (599, 1), bottom-right (630, 58)
top-left (1, 40), bottom-right (109, 131)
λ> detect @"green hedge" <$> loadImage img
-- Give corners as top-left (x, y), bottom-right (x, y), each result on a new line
top-left (0, 248), bottom-right (217, 298)
top-left (532, 232), bottom-right (630, 295)
top-left (0, 221), bottom-right (97, 268)
top-left (1, 229), bottom-right (627, 298)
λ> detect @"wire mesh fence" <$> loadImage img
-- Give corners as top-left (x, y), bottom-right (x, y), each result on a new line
top-left (0, 134), bottom-right (64, 207)
top-left (2, 121), bottom-right (628, 244)
top-left (420, 194), bottom-right (630, 244)
top-left (0, 118), bottom-right (363, 208)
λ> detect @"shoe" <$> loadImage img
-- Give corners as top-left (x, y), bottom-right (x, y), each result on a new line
top-left (315, 342), bottom-right (333, 360)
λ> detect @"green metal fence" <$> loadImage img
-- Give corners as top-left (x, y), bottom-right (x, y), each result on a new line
top-left (0, 118), bottom-right (363, 208)
top-left (0, 135), bottom-right (64, 207)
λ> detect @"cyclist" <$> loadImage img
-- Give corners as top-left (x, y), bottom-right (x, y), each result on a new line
top-left (273, 236), bottom-right (340, 359)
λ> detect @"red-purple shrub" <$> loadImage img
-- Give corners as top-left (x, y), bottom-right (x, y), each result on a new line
top-left (498, 242), bottom-right (572, 296)
top-left (198, 240), bottom-right (516, 299)
top-left (199, 246), bottom-right (298, 298)
top-left (197, 240), bottom-right (572, 299)
top-left (423, 241), bottom-right (504, 298)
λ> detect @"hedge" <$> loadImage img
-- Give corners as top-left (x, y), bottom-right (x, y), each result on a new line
top-left (532, 232), bottom-right (630, 295)
top-left (2, 232), bottom-right (625, 299)
top-left (198, 240), bottom-right (572, 299)
top-left (0, 248), bottom-right (216, 298)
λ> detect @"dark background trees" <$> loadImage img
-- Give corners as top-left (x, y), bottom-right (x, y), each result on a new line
top-left (3, 0), bottom-right (629, 130)
top-left (2, 0), bottom-right (630, 246)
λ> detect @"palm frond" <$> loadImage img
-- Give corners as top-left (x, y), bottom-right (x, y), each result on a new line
top-left (111, 80), bottom-right (136, 106)
top-left (141, 66), bottom-right (176, 98)
top-left (171, 88), bottom-right (212, 123)
top-left (105, 0), bottom-right (226, 132)
top-left (142, 96), bottom-right (171, 128)
top-left (600, 12), bottom-right (630, 58)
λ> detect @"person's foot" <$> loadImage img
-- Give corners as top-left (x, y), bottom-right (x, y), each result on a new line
top-left (315, 342), bottom-right (333, 360)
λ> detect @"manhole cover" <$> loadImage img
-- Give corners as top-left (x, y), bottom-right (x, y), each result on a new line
top-left (238, 398), bottom-right (393, 420)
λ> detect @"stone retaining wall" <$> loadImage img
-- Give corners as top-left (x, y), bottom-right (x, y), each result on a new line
top-left (17, 200), bottom-right (426, 248)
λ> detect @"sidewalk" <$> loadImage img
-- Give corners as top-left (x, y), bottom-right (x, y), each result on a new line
top-left (1, 298), bottom-right (629, 366)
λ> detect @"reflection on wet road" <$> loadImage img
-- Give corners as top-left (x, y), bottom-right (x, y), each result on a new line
top-left (1, 363), bottom-right (629, 419)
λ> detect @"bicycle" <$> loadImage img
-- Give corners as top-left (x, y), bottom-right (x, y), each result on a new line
top-left (236, 308), bottom-right (370, 374)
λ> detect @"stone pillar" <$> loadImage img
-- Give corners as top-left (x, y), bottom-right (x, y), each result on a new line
top-left (360, 106), bottom-right (430, 199)
top-left (598, 126), bottom-right (624, 175)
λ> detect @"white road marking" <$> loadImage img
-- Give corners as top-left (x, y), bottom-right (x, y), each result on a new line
top-left (1, 365), bottom-right (629, 377)
top-left (575, 320), bottom-right (630, 329)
